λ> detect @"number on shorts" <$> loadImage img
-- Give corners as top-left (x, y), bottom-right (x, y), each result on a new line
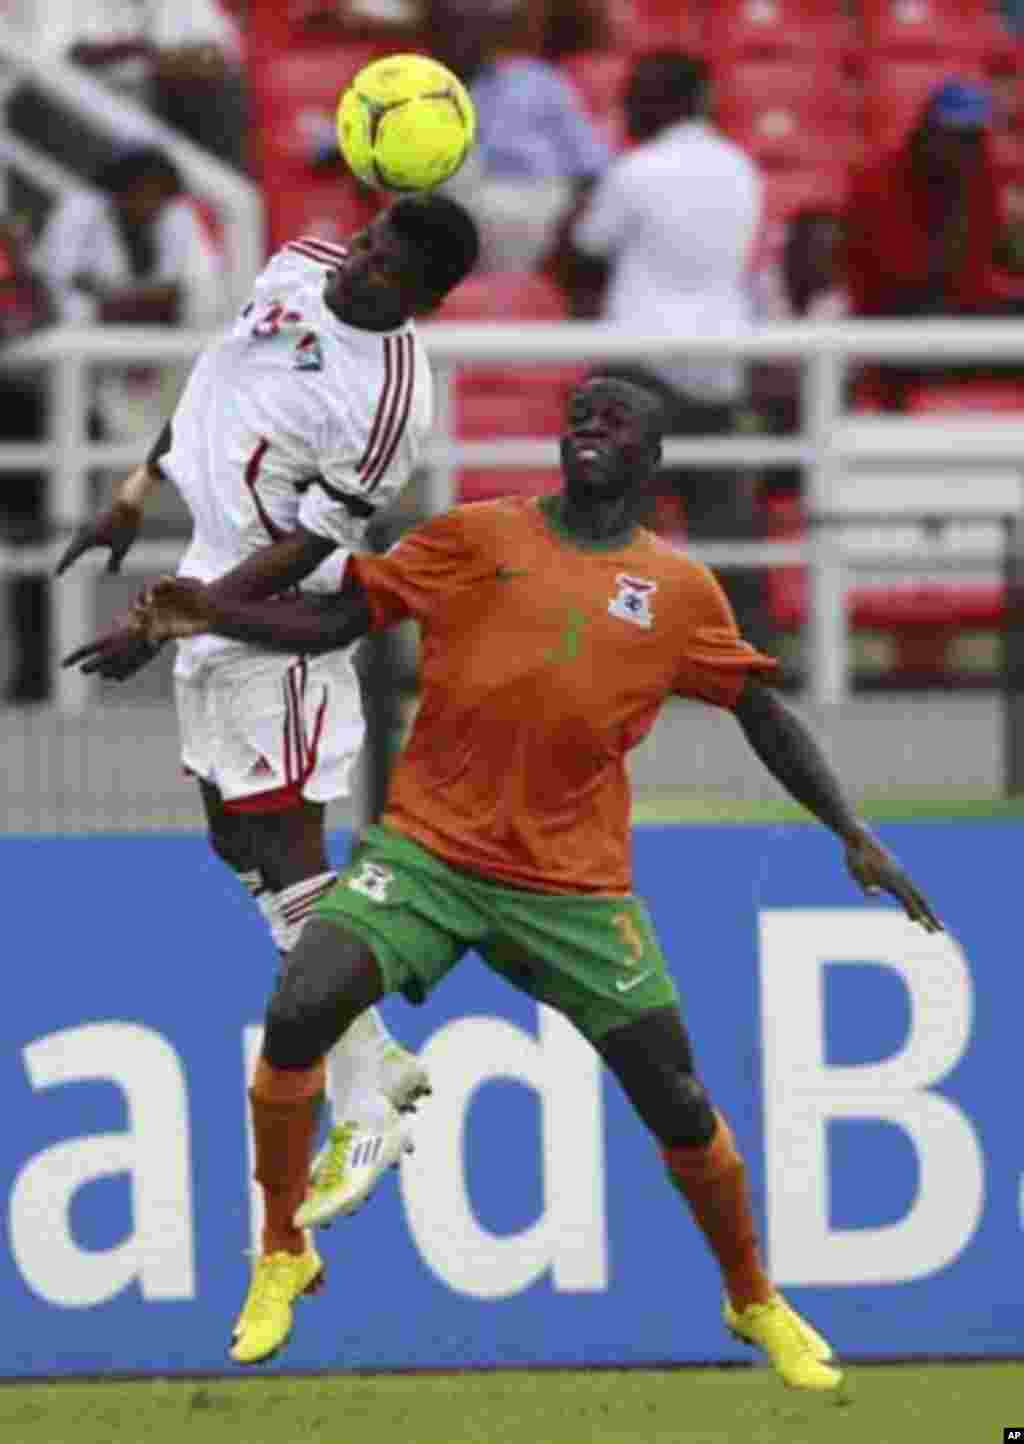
top-left (611, 910), bottom-right (645, 967)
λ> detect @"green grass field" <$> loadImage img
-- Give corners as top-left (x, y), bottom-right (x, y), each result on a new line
top-left (1, 1363), bottom-right (1020, 1444)
top-left (630, 789), bottom-right (1024, 824)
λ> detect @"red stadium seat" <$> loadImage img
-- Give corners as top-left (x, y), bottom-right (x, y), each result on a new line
top-left (706, 0), bottom-right (851, 62)
top-left (715, 61), bottom-right (859, 167)
top-left (755, 165), bottom-right (850, 267)
top-left (906, 381), bottom-right (1024, 414)
top-left (433, 273), bottom-right (586, 399)
top-left (860, 0), bottom-right (994, 57)
top-left (763, 490), bottom-right (1005, 680)
top-left (455, 393), bottom-right (564, 503)
top-left (622, 0), bottom-right (706, 51)
top-left (436, 272), bottom-right (568, 323)
top-left (432, 276), bottom-right (582, 502)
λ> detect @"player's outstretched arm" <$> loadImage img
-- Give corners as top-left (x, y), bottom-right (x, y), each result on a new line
top-left (54, 462), bottom-right (160, 576)
top-left (204, 525), bottom-right (338, 606)
top-left (733, 677), bottom-right (943, 933)
top-left (144, 572), bottom-right (374, 656)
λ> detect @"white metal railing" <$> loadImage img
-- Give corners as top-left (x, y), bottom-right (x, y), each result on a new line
top-left (0, 24), bottom-right (264, 311)
top-left (1, 320), bottom-right (1023, 709)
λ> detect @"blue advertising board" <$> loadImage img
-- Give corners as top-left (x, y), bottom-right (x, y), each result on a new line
top-left (2, 821), bottom-right (1021, 1375)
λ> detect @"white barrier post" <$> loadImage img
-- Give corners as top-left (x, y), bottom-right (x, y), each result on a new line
top-left (425, 363), bottom-right (456, 517)
top-left (52, 353), bottom-right (90, 713)
top-left (804, 344), bottom-right (846, 706)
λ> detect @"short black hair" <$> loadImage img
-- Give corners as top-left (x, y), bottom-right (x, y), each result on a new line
top-left (581, 376), bottom-right (666, 446)
top-left (626, 50), bottom-right (708, 119)
top-left (388, 194), bottom-right (480, 299)
top-left (95, 146), bottom-right (182, 196)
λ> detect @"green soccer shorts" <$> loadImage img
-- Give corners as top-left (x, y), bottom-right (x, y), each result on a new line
top-left (315, 823), bottom-right (679, 1044)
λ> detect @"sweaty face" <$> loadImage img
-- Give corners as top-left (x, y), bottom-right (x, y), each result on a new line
top-left (560, 383), bottom-right (659, 503)
top-left (324, 215), bottom-right (427, 330)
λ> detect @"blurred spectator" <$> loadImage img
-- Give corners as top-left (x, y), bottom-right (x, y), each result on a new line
top-left (5, 0), bottom-right (247, 170)
top-left (846, 80), bottom-right (1024, 320)
top-left (846, 79), bottom-right (1024, 406)
top-left (1003, 0), bottom-right (1024, 34)
top-left (35, 146), bottom-right (227, 449)
top-left (539, 0), bottom-right (610, 59)
top-left (0, 216), bottom-right (54, 703)
top-left (429, 0), bottom-right (612, 268)
top-left (567, 51), bottom-right (771, 648)
top-left (750, 209), bottom-right (848, 445)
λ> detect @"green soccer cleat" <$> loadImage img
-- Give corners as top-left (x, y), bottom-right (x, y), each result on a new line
top-left (724, 1293), bottom-right (845, 1393)
top-left (295, 1105), bottom-right (414, 1229)
top-left (230, 1242), bottom-right (324, 1366)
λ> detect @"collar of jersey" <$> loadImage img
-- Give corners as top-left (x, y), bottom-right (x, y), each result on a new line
top-left (536, 495), bottom-right (638, 552)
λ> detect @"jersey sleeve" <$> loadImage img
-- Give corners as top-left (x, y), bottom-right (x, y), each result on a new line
top-left (349, 509), bottom-right (474, 629)
top-left (298, 334), bottom-right (430, 546)
top-left (672, 563), bottom-right (778, 708)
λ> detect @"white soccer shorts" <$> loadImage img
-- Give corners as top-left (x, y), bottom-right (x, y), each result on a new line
top-left (174, 649), bottom-right (365, 811)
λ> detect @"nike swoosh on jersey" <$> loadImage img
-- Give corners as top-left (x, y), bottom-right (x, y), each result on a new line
top-left (495, 566), bottom-right (530, 580)
top-left (614, 972), bottom-right (652, 993)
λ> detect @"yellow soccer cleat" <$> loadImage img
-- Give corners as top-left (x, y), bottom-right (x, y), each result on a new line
top-left (724, 1293), bottom-right (845, 1392)
top-left (230, 1243), bottom-right (324, 1365)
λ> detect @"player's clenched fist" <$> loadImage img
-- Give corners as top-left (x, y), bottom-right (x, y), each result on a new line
top-left (136, 576), bottom-right (213, 641)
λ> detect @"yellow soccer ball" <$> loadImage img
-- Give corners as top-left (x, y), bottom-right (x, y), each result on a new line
top-left (337, 53), bottom-right (477, 193)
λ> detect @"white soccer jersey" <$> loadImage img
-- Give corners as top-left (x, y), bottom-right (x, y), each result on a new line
top-left (160, 233), bottom-right (433, 675)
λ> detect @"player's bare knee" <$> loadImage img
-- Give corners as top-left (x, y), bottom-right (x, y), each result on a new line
top-left (264, 918), bottom-right (381, 1068)
top-left (665, 1073), bottom-right (717, 1149)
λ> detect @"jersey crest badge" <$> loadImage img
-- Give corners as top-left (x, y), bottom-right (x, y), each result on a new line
top-left (293, 332), bottom-right (323, 371)
top-left (608, 574), bottom-right (657, 629)
top-left (347, 861), bottom-right (394, 903)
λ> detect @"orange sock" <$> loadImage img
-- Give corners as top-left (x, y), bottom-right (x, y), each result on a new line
top-left (250, 1056), bottom-right (326, 1256)
top-left (662, 1111), bottom-right (773, 1311)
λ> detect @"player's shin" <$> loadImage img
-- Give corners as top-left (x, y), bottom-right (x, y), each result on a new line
top-left (662, 1111), bottom-right (773, 1311)
top-left (250, 1056), bottom-right (325, 1255)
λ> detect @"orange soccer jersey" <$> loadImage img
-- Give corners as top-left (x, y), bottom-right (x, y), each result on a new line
top-left (351, 497), bottom-right (777, 894)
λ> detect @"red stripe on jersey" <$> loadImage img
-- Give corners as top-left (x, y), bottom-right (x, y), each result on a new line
top-left (295, 235), bottom-right (348, 260)
top-left (361, 334), bottom-right (408, 492)
top-left (357, 334), bottom-right (396, 474)
top-left (288, 661), bottom-right (306, 774)
top-left (365, 333), bottom-right (415, 492)
top-left (243, 438), bottom-right (284, 542)
top-left (285, 241), bottom-right (343, 269)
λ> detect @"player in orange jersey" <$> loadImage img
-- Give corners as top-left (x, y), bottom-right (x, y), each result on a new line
top-left (90, 377), bottom-right (941, 1376)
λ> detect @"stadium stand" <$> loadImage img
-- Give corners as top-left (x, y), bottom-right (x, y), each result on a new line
top-left (704, 0), bottom-right (854, 63)
top-left (434, 270), bottom-right (586, 501)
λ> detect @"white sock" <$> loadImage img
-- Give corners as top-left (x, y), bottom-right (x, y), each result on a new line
top-left (272, 871), bottom-right (338, 953)
top-left (236, 867), bottom-right (290, 954)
